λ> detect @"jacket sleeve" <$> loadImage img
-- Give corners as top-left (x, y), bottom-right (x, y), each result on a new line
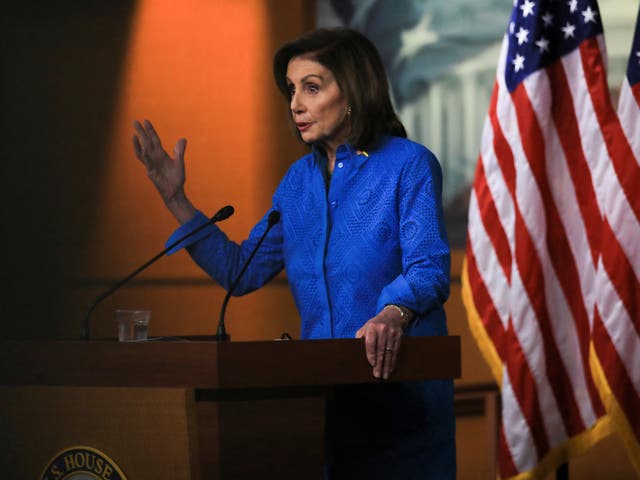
top-left (375, 149), bottom-right (451, 316)
top-left (165, 207), bottom-right (285, 296)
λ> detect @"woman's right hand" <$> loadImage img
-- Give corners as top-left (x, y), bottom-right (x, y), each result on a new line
top-left (133, 119), bottom-right (195, 223)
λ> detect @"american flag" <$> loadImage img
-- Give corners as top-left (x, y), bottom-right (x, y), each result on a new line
top-left (590, 5), bottom-right (640, 474)
top-left (461, 0), bottom-right (640, 476)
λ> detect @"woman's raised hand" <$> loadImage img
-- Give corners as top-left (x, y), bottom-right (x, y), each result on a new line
top-left (132, 119), bottom-right (195, 223)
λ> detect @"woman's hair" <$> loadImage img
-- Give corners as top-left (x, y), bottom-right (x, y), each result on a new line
top-left (273, 28), bottom-right (406, 151)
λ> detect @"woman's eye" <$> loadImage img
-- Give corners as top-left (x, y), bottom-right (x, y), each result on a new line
top-left (306, 84), bottom-right (319, 94)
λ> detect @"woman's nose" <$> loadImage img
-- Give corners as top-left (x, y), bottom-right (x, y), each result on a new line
top-left (290, 92), bottom-right (304, 114)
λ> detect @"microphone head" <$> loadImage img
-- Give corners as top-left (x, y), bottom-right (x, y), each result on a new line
top-left (267, 210), bottom-right (281, 226)
top-left (212, 205), bottom-right (234, 222)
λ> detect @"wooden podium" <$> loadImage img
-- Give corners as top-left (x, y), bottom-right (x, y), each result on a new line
top-left (0, 337), bottom-right (460, 479)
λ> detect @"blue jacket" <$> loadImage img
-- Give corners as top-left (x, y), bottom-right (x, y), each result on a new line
top-left (167, 135), bottom-right (450, 340)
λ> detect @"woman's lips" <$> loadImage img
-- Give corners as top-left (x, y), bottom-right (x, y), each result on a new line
top-left (296, 122), bottom-right (312, 132)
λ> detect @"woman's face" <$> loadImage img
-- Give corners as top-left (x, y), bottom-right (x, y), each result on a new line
top-left (286, 55), bottom-right (349, 153)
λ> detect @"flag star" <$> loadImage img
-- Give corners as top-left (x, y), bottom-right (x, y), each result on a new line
top-left (561, 22), bottom-right (576, 38)
top-left (636, 51), bottom-right (640, 64)
top-left (535, 37), bottom-right (550, 52)
top-left (510, 22), bottom-right (516, 34)
top-left (520, 0), bottom-right (535, 17)
top-left (542, 12), bottom-right (554, 26)
top-left (581, 6), bottom-right (598, 23)
top-left (516, 27), bottom-right (530, 45)
top-left (512, 54), bottom-right (525, 72)
top-left (568, 0), bottom-right (578, 13)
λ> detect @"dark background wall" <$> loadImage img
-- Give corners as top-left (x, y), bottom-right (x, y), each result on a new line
top-left (1, 2), bottom-right (137, 339)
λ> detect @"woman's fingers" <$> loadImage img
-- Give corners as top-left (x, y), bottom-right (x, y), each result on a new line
top-left (375, 329), bottom-right (400, 380)
top-left (381, 338), bottom-right (401, 380)
top-left (174, 138), bottom-right (187, 164)
top-left (133, 120), bottom-right (150, 148)
top-left (143, 119), bottom-right (162, 148)
top-left (132, 135), bottom-right (144, 162)
top-left (133, 119), bottom-right (164, 160)
top-left (357, 316), bottom-right (402, 380)
top-left (133, 119), bottom-right (176, 172)
top-left (364, 327), bottom-right (378, 368)
top-left (356, 323), bottom-right (381, 369)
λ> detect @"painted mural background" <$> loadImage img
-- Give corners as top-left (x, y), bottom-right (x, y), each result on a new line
top-left (318, 0), bottom-right (637, 246)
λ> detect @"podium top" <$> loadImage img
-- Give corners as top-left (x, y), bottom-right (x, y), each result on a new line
top-left (0, 336), bottom-right (460, 389)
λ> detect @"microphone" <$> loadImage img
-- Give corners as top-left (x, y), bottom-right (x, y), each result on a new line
top-left (82, 205), bottom-right (234, 340)
top-left (214, 210), bottom-right (281, 341)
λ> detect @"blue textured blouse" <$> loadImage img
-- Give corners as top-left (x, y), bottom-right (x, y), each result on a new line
top-left (166, 135), bottom-right (451, 340)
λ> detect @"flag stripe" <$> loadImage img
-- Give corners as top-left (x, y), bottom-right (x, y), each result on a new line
top-left (600, 220), bottom-right (640, 337)
top-left (511, 83), bottom-right (586, 437)
top-left (505, 318), bottom-right (550, 462)
top-left (580, 38), bottom-right (640, 223)
top-left (558, 37), bottom-right (640, 403)
top-left (524, 57), bottom-right (604, 422)
top-left (501, 358), bottom-right (540, 472)
top-left (618, 78), bottom-right (640, 156)
top-left (545, 59), bottom-right (606, 417)
top-left (494, 80), bottom-right (573, 446)
top-left (595, 265), bottom-right (640, 396)
top-left (466, 238), bottom-right (508, 358)
top-left (499, 424), bottom-right (519, 478)
top-left (547, 61), bottom-right (601, 263)
top-left (467, 187), bottom-right (511, 330)
top-left (593, 310), bottom-right (640, 440)
top-left (466, 231), bottom-right (551, 457)
top-left (488, 81), bottom-right (518, 200)
top-left (473, 157), bottom-right (512, 282)
top-left (520, 63), bottom-right (602, 425)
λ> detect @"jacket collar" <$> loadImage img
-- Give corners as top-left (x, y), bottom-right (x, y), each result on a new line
top-left (311, 143), bottom-right (370, 171)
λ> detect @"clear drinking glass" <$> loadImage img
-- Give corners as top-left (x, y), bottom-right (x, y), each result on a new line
top-left (116, 309), bottom-right (151, 342)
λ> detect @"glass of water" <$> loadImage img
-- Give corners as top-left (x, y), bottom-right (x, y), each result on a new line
top-left (116, 309), bottom-right (151, 342)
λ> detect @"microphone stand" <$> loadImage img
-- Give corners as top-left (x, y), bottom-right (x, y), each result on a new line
top-left (214, 210), bottom-right (280, 341)
top-left (82, 205), bottom-right (234, 340)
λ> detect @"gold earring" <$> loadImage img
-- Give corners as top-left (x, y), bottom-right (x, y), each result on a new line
top-left (346, 106), bottom-right (352, 116)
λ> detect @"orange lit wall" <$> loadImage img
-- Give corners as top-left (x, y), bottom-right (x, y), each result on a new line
top-left (94, 0), bottom-right (275, 261)
top-left (82, 0), bottom-right (313, 340)
top-left (0, 1), bottom-right (312, 340)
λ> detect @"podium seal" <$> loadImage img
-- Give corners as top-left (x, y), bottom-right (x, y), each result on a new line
top-left (39, 446), bottom-right (127, 480)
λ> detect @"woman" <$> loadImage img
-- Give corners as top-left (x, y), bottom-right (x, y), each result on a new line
top-left (133, 28), bottom-right (454, 479)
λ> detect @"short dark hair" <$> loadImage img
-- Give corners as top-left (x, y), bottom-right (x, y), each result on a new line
top-left (273, 28), bottom-right (406, 151)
